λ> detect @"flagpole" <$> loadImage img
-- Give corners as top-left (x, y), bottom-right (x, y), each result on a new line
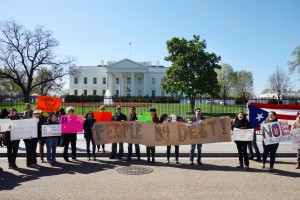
top-left (129, 42), bottom-right (131, 59)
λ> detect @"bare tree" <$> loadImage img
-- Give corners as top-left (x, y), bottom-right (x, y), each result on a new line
top-left (288, 45), bottom-right (300, 79)
top-left (0, 19), bottom-right (75, 102)
top-left (268, 67), bottom-right (291, 103)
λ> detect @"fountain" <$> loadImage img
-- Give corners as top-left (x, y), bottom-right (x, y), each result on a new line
top-left (103, 89), bottom-right (113, 105)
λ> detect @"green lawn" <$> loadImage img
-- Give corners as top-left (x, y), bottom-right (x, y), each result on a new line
top-left (1, 102), bottom-right (245, 120)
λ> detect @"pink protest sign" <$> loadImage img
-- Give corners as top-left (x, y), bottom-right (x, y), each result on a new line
top-left (60, 115), bottom-right (84, 134)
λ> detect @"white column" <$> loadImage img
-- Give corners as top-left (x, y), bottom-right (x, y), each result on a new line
top-left (106, 73), bottom-right (109, 90)
top-left (108, 72), bottom-right (113, 94)
top-left (119, 73), bottom-right (123, 96)
top-left (131, 73), bottom-right (135, 96)
top-left (143, 73), bottom-right (147, 96)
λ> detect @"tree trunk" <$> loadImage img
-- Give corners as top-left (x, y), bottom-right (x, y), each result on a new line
top-left (189, 96), bottom-right (195, 113)
top-left (23, 91), bottom-right (31, 103)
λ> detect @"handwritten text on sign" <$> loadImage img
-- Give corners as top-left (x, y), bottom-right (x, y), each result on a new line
top-left (60, 115), bottom-right (84, 134)
top-left (10, 119), bottom-right (38, 140)
top-left (92, 116), bottom-right (232, 146)
top-left (261, 121), bottom-right (292, 145)
top-left (232, 128), bottom-right (254, 141)
top-left (36, 95), bottom-right (62, 112)
top-left (42, 125), bottom-right (62, 137)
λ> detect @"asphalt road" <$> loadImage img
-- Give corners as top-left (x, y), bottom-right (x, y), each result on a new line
top-left (0, 157), bottom-right (299, 200)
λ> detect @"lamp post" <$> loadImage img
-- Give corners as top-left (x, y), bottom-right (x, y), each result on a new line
top-left (223, 77), bottom-right (226, 106)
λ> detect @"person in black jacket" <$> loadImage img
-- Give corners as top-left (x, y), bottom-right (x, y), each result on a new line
top-left (110, 106), bottom-right (127, 159)
top-left (37, 111), bottom-right (48, 163)
top-left (232, 112), bottom-right (251, 169)
top-left (83, 111), bottom-right (97, 161)
top-left (127, 107), bottom-right (140, 161)
top-left (0, 108), bottom-right (9, 147)
top-left (23, 110), bottom-right (40, 167)
top-left (188, 108), bottom-right (205, 165)
top-left (5, 108), bottom-right (21, 169)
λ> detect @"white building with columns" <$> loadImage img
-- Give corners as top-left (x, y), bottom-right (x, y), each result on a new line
top-left (69, 58), bottom-right (168, 97)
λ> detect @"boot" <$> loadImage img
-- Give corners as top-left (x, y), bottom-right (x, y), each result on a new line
top-left (296, 162), bottom-right (300, 169)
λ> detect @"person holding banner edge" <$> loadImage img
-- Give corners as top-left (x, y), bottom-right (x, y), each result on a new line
top-left (232, 112), bottom-right (251, 169)
top-left (127, 107), bottom-right (141, 161)
top-left (147, 108), bottom-right (159, 163)
top-left (292, 111), bottom-right (300, 169)
top-left (188, 108), bottom-right (204, 165)
top-left (261, 111), bottom-right (279, 171)
top-left (110, 106), bottom-right (127, 160)
top-left (83, 111), bottom-right (97, 161)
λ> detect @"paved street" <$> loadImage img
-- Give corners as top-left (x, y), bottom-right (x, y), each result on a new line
top-left (0, 157), bottom-right (299, 200)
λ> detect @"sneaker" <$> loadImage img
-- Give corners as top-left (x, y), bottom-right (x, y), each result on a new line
top-left (197, 160), bottom-right (203, 165)
top-left (166, 160), bottom-right (170, 164)
top-left (176, 161), bottom-right (180, 164)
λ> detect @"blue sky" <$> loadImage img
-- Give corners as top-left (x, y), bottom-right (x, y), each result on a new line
top-left (1, 0), bottom-right (299, 95)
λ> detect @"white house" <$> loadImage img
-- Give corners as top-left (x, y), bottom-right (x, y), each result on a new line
top-left (69, 58), bottom-right (168, 97)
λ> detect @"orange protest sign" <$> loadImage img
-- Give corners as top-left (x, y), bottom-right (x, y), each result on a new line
top-left (93, 112), bottom-right (112, 122)
top-left (36, 96), bottom-right (62, 112)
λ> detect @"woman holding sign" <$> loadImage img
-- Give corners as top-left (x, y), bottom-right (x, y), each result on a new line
top-left (232, 112), bottom-right (251, 169)
top-left (45, 113), bottom-right (59, 165)
top-left (83, 111), bottom-right (97, 161)
top-left (261, 111), bottom-right (279, 172)
top-left (63, 107), bottom-right (78, 162)
top-left (292, 111), bottom-right (300, 169)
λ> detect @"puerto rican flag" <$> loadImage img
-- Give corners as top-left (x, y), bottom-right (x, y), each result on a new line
top-left (247, 102), bottom-right (300, 129)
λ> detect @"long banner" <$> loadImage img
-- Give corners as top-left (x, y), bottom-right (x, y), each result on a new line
top-left (10, 119), bottom-right (38, 140)
top-left (232, 128), bottom-right (254, 141)
top-left (92, 116), bottom-right (232, 146)
top-left (261, 121), bottom-right (292, 145)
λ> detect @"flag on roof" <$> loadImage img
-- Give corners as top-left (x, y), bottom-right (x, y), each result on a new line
top-left (247, 102), bottom-right (300, 129)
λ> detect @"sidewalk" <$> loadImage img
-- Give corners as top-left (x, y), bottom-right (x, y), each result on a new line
top-left (0, 134), bottom-right (296, 157)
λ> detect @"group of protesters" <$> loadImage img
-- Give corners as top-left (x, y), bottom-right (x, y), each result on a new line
top-left (0, 103), bottom-right (300, 173)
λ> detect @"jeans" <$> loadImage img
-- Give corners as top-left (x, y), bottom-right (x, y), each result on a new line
top-left (85, 137), bottom-right (96, 158)
top-left (111, 143), bottom-right (124, 159)
top-left (128, 143), bottom-right (140, 159)
top-left (63, 134), bottom-right (77, 160)
top-left (24, 138), bottom-right (38, 166)
top-left (6, 140), bottom-right (20, 167)
top-left (235, 141), bottom-right (249, 166)
top-left (190, 144), bottom-right (202, 161)
top-left (46, 137), bottom-right (58, 163)
top-left (262, 141), bottom-right (279, 168)
top-left (38, 138), bottom-right (45, 161)
top-left (167, 145), bottom-right (179, 161)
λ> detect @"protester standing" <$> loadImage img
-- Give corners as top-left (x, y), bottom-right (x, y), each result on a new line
top-left (110, 106), bottom-right (127, 159)
top-left (232, 112), bottom-right (251, 169)
top-left (188, 108), bottom-right (205, 165)
top-left (146, 108), bottom-right (159, 163)
top-left (56, 107), bottom-right (66, 147)
top-left (261, 111), bottom-right (279, 171)
top-left (83, 111), bottom-right (97, 161)
top-left (63, 107), bottom-right (78, 162)
top-left (127, 107), bottom-right (140, 161)
top-left (97, 105), bottom-right (106, 153)
top-left (45, 113), bottom-right (59, 165)
top-left (0, 108), bottom-right (9, 147)
top-left (23, 103), bottom-right (33, 119)
top-left (23, 110), bottom-right (40, 167)
top-left (292, 111), bottom-right (300, 169)
top-left (37, 111), bottom-right (47, 163)
top-left (5, 108), bottom-right (21, 169)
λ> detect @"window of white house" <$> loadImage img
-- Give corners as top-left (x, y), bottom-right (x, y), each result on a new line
top-left (102, 90), bottom-right (106, 96)
top-left (84, 90), bottom-right (87, 95)
top-left (116, 90), bottom-right (119, 96)
top-left (103, 77), bottom-right (106, 84)
top-left (152, 78), bottom-right (156, 85)
top-left (74, 77), bottom-right (78, 84)
top-left (116, 78), bottom-right (119, 84)
top-left (138, 90), bottom-right (142, 96)
top-left (74, 90), bottom-right (78, 95)
top-left (93, 90), bottom-right (97, 95)
top-left (84, 77), bottom-right (87, 84)
top-left (127, 78), bottom-right (131, 85)
top-left (138, 78), bottom-right (142, 85)
top-left (93, 78), bottom-right (97, 84)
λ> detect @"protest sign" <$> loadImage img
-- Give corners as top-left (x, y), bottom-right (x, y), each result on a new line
top-left (261, 121), bottom-right (292, 145)
top-left (232, 128), bottom-right (254, 141)
top-left (0, 119), bottom-right (11, 132)
top-left (42, 124), bottom-right (62, 137)
top-left (10, 119), bottom-right (38, 140)
top-left (60, 115), bottom-right (84, 134)
top-left (36, 95), bottom-right (62, 112)
top-left (92, 116), bottom-right (232, 146)
top-left (93, 112), bottom-right (112, 122)
top-left (291, 128), bottom-right (300, 150)
top-left (137, 112), bottom-right (152, 122)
